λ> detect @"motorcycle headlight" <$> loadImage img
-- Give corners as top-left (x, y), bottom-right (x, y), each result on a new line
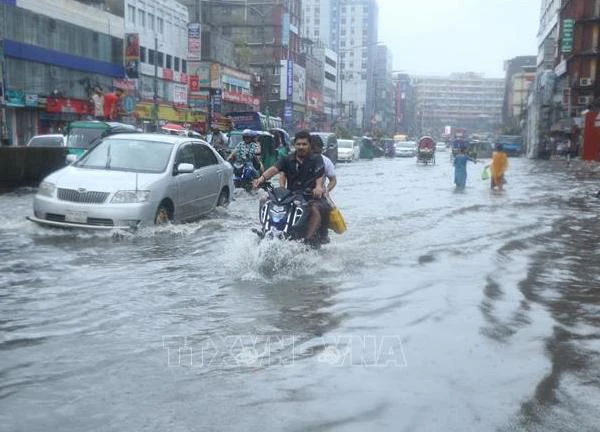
top-left (271, 205), bottom-right (285, 212)
top-left (111, 190), bottom-right (151, 203)
top-left (37, 181), bottom-right (56, 197)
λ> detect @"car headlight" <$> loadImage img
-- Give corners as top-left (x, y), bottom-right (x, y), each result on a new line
top-left (37, 181), bottom-right (56, 197)
top-left (111, 190), bottom-right (151, 203)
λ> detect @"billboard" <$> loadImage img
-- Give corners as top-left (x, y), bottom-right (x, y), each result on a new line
top-left (188, 23), bottom-right (201, 61)
top-left (292, 63), bottom-right (305, 104)
top-left (124, 33), bottom-right (140, 79)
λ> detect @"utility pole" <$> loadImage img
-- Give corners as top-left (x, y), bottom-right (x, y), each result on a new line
top-left (0, 3), bottom-right (8, 145)
top-left (153, 35), bottom-right (159, 131)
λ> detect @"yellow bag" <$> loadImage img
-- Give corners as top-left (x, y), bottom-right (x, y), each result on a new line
top-left (327, 195), bottom-right (347, 234)
top-left (329, 207), bottom-right (347, 234)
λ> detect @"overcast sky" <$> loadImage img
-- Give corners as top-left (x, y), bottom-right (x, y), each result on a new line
top-left (377, 0), bottom-right (541, 78)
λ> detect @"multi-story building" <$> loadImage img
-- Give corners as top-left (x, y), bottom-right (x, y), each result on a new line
top-left (301, 0), bottom-right (339, 50)
top-left (1, 0), bottom-right (125, 145)
top-left (372, 45), bottom-right (394, 135)
top-left (392, 73), bottom-right (417, 137)
top-left (314, 46), bottom-right (338, 128)
top-left (526, 0), bottom-right (561, 157)
top-left (506, 66), bottom-right (536, 130)
top-left (124, 0), bottom-right (192, 130)
top-left (502, 56), bottom-right (536, 127)
top-left (338, 0), bottom-right (378, 132)
top-left (413, 73), bottom-right (504, 136)
top-left (200, 0), bottom-right (303, 130)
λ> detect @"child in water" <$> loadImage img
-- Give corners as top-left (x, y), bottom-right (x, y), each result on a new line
top-left (490, 144), bottom-right (508, 190)
top-left (453, 147), bottom-right (477, 190)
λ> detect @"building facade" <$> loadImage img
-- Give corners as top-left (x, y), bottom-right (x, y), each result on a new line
top-left (413, 73), bottom-right (505, 137)
top-left (372, 45), bottom-right (394, 136)
top-left (1, 0), bottom-right (125, 145)
top-left (392, 72), bottom-right (417, 137)
top-left (124, 0), bottom-right (192, 130)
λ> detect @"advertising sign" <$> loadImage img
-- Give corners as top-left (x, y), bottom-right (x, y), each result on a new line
top-left (188, 23), bottom-right (201, 61)
top-left (222, 90), bottom-right (260, 108)
top-left (287, 60), bottom-right (293, 99)
top-left (292, 63), bottom-right (305, 104)
top-left (282, 13), bottom-right (290, 47)
top-left (561, 19), bottom-right (575, 54)
top-left (173, 84), bottom-right (188, 105)
top-left (124, 33), bottom-right (140, 79)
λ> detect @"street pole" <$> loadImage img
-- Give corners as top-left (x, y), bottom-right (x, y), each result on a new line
top-left (153, 35), bottom-right (158, 131)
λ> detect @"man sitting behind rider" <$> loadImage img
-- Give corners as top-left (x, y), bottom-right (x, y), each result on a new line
top-left (228, 129), bottom-right (261, 176)
top-left (253, 130), bottom-right (328, 244)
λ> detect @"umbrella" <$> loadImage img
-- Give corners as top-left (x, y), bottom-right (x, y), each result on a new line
top-left (161, 123), bottom-right (185, 131)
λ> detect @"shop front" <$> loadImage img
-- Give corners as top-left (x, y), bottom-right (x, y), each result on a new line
top-left (135, 102), bottom-right (206, 132)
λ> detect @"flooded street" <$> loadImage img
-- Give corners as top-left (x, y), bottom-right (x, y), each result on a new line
top-left (1, 154), bottom-right (600, 431)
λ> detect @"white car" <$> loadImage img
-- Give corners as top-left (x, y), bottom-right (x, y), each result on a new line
top-left (435, 142), bottom-right (447, 152)
top-left (394, 141), bottom-right (416, 157)
top-left (27, 134), bottom-right (234, 230)
top-left (337, 139), bottom-right (358, 162)
top-left (26, 134), bottom-right (66, 147)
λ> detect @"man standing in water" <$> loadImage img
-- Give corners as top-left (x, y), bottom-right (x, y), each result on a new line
top-left (253, 130), bottom-right (327, 245)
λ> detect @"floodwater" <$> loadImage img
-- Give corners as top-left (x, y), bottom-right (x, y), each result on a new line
top-left (1, 154), bottom-right (600, 431)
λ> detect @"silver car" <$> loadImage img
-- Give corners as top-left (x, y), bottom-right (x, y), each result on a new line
top-left (27, 134), bottom-right (234, 230)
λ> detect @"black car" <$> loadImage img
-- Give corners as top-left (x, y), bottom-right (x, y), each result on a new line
top-left (310, 132), bottom-right (338, 164)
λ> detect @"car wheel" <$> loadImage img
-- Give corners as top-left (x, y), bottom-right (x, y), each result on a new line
top-left (154, 204), bottom-right (172, 225)
top-left (217, 188), bottom-right (230, 207)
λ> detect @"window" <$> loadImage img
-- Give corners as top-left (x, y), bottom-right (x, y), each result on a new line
top-left (166, 54), bottom-right (172, 69)
top-left (148, 13), bottom-right (155, 30)
top-left (148, 49), bottom-right (155, 65)
top-left (138, 9), bottom-right (145, 27)
top-left (157, 51), bottom-right (164, 67)
top-left (176, 144), bottom-right (195, 166)
top-left (140, 46), bottom-right (146, 63)
top-left (128, 5), bottom-right (135, 23)
top-left (174, 57), bottom-right (180, 72)
top-left (182, 59), bottom-right (187, 73)
top-left (157, 17), bottom-right (164, 33)
top-left (194, 144), bottom-right (218, 168)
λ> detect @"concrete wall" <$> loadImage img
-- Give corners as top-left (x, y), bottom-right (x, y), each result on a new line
top-left (0, 147), bottom-right (67, 189)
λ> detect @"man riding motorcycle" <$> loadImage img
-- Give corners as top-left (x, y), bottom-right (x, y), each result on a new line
top-left (228, 129), bottom-right (261, 178)
top-left (253, 130), bottom-right (328, 246)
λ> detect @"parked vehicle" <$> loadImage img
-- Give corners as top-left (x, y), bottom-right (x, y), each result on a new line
top-left (224, 111), bottom-right (283, 131)
top-left (358, 136), bottom-right (375, 159)
top-left (26, 134), bottom-right (66, 148)
top-left (494, 135), bottom-right (523, 157)
top-left (27, 134), bottom-right (233, 230)
top-left (394, 141), bottom-right (417, 157)
top-left (65, 121), bottom-right (139, 158)
top-left (435, 142), bottom-right (447, 152)
top-left (337, 139), bottom-right (359, 162)
top-left (310, 132), bottom-right (338, 164)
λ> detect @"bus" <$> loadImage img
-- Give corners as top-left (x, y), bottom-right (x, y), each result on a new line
top-left (224, 111), bottom-right (283, 131)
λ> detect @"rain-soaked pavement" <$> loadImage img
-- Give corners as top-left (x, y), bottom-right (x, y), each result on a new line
top-left (1, 153), bottom-right (600, 431)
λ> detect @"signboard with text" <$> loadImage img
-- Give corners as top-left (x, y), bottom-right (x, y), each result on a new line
top-left (561, 19), bottom-right (575, 54)
top-left (124, 33), bottom-right (140, 79)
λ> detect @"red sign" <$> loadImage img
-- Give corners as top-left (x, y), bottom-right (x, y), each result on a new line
top-left (189, 75), bottom-right (200, 92)
top-left (222, 90), bottom-right (260, 108)
top-left (306, 90), bottom-right (324, 111)
top-left (46, 97), bottom-right (91, 115)
top-left (583, 111), bottom-right (600, 161)
top-left (163, 69), bottom-right (173, 81)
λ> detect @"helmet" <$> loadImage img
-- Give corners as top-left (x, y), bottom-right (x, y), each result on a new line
top-left (242, 129), bottom-right (253, 138)
top-left (250, 130), bottom-right (258, 138)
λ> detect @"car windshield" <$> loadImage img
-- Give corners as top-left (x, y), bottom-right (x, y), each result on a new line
top-left (75, 138), bottom-right (174, 173)
top-left (66, 128), bottom-right (104, 149)
top-left (338, 140), bottom-right (353, 148)
top-left (28, 136), bottom-right (63, 147)
top-left (397, 142), bottom-right (415, 148)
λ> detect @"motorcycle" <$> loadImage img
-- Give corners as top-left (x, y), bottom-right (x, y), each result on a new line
top-left (253, 183), bottom-right (323, 247)
top-left (232, 160), bottom-right (258, 192)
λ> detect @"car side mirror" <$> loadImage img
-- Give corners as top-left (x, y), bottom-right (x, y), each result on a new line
top-left (66, 154), bottom-right (78, 164)
top-left (176, 162), bottom-right (195, 174)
